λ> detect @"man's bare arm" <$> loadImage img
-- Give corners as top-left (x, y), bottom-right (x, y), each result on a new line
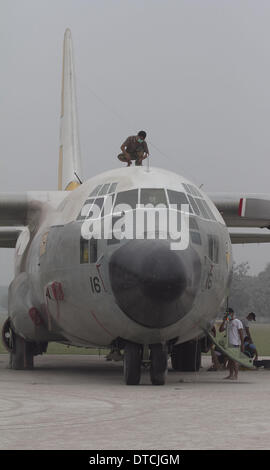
top-left (245, 326), bottom-right (252, 342)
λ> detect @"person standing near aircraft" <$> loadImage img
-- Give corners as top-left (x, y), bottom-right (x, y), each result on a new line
top-left (243, 336), bottom-right (258, 361)
top-left (219, 308), bottom-right (244, 380)
top-left (240, 312), bottom-right (256, 343)
top-left (118, 131), bottom-right (149, 166)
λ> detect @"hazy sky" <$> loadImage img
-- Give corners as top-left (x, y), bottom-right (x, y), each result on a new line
top-left (1, 0), bottom-right (270, 284)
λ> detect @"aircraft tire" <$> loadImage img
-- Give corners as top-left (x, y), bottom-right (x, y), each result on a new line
top-left (150, 344), bottom-right (168, 385)
top-left (123, 342), bottom-right (142, 385)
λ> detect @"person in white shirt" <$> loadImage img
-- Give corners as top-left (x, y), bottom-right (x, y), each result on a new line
top-left (219, 308), bottom-right (244, 380)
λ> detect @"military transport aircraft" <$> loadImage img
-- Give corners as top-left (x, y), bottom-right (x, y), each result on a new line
top-left (2, 29), bottom-right (270, 385)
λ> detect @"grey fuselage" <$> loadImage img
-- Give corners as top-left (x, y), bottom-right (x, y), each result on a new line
top-left (9, 167), bottom-right (233, 349)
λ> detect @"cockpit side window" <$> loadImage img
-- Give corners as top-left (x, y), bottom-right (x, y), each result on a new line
top-left (190, 184), bottom-right (202, 197)
top-left (89, 182), bottom-right (118, 198)
top-left (208, 235), bottom-right (219, 263)
top-left (186, 184), bottom-right (198, 197)
top-left (80, 237), bottom-right (89, 263)
top-left (93, 197), bottom-right (104, 211)
top-left (167, 190), bottom-right (192, 212)
top-left (189, 217), bottom-right (199, 230)
top-left (77, 198), bottom-right (95, 221)
top-left (190, 231), bottom-right (202, 245)
top-left (89, 185), bottom-right (103, 197)
top-left (201, 200), bottom-right (216, 220)
top-left (89, 238), bottom-right (98, 263)
top-left (183, 183), bottom-right (217, 221)
top-left (78, 182), bottom-right (118, 221)
top-left (187, 194), bottom-right (200, 215)
top-left (98, 183), bottom-right (111, 196)
top-left (140, 188), bottom-right (168, 207)
top-left (194, 198), bottom-right (211, 219)
top-left (80, 237), bottom-right (98, 264)
top-left (109, 182), bottom-right (118, 193)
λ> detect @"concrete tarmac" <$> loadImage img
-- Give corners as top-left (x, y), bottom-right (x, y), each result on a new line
top-left (0, 353), bottom-right (270, 450)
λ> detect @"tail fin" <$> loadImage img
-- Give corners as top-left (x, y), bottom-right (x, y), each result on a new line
top-left (58, 29), bottom-right (83, 191)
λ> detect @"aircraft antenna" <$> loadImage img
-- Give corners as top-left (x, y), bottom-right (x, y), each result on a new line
top-left (145, 155), bottom-right (150, 172)
top-left (74, 171), bottom-right (83, 184)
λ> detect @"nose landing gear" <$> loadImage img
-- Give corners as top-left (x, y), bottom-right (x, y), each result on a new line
top-left (150, 343), bottom-right (168, 385)
top-left (123, 341), bottom-right (168, 385)
top-left (123, 342), bottom-right (142, 385)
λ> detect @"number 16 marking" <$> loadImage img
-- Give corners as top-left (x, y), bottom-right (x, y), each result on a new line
top-left (90, 276), bottom-right (101, 294)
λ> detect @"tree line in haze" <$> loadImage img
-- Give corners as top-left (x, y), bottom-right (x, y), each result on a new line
top-left (229, 262), bottom-right (270, 322)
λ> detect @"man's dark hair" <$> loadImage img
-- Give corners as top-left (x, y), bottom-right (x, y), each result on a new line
top-left (138, 130), bottom-right (147, 139)
top-left (227, 308), bottom-right (234, 313)
top-left (248, 312), bottom-right (256, 321)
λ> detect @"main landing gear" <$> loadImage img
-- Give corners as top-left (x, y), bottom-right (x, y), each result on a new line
top-left (123, 341), bottom-right (168, 385)
top-left (170, 339), bottom-right (201, 372)
top-left (2, 319), bottom-right (47, 370)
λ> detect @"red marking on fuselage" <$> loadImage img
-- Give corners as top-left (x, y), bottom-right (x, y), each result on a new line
top-left (90, 310), bottom-right (114, 337)
top-left (29, 307), bottom-right (44, 326)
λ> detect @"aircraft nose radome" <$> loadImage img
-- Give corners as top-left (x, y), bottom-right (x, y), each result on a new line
top-left (109, 240), bottom-right (201, 328)
top-left (140, 248), bottom-right (187, 302)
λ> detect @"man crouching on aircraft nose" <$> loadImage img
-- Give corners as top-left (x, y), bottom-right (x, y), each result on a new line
top-left (219, 308), bottom-right (244, 380)
top-left (118, 130), bottom-right (149, 166)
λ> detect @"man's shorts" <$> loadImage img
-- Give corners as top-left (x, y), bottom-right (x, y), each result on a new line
top-left (117, 152), bottom-right (144, 166)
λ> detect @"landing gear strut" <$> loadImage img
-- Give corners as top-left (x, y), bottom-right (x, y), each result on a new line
top-left (150, 344), bottom-right (168, 385)
top-left (2, 318), bottom-right (47, 370)
top-left (9, 334), bottom-right (35, 370)
top-left (171, 339), bottom-right (201, 372)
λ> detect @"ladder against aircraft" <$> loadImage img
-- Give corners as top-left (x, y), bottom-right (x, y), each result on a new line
top-left (206, 323), bottom-right (255, 370)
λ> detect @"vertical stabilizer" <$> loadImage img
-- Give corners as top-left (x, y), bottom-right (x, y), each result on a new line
top-left (58, 29), bottom-right (83, 191)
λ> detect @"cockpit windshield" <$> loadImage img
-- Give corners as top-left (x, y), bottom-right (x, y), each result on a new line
top-left (140, 188), bottom-right (167, 207)
top-left (113, 189), bottom-right (138, 212)
top-left (78, 182), bottom-right (217, 223)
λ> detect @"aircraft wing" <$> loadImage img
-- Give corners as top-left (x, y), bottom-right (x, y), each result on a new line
top-left (0, 228), bottom-right (23, 248)
top-left (0, 191), bottom-right (67, 247)
top-left (208, 193), bottom-right (270, 228)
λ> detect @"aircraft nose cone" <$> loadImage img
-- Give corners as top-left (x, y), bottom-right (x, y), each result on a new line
top-left (140, 247), bottom-right (187, 302)
top-left (109, 240), bottom-right (201, 328)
